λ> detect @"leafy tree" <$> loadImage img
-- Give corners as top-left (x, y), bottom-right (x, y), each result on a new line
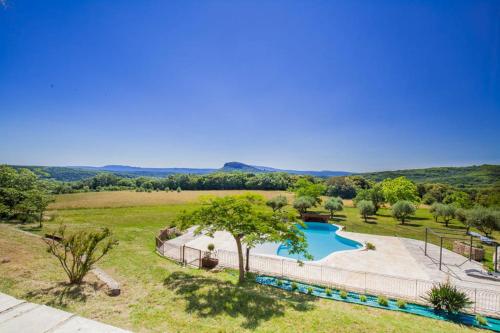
top-left (266, 195), bottom-right (288, 212)
top-left (325, 176), bottom-right (357, 199)
top-left (354, 185), bottom-right (385, 213)
top-left (0, 166), bottom-right (52, 223)
top-left (391, 200), bottom-right (416, 225)
top-left (465, 206), bottom-right (499, 237)
top-left (357, 200), bottom-right (375, 222)
top-left (454, 208), bottom-right (472, 234)
top-left (437, 204), bottom-right (456, 227)
top-left (178, 194), bottom-right (309, 283)
top-left (324, 197), bottom-right (343, 218)
top-left (381, 177), bottom-right (419, 205)
top-left (430, 202), bottom-right (442, 222)
top-left (45, 225), bottom-right (118, 284)
top-left (443, 191), bottom-right (473, 209)
top-left (291, 179), bottom-right (326, 205)
top-left (293, 196), bottom-right (315, 216)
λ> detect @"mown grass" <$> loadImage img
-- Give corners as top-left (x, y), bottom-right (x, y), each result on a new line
top-left (0, 190), bottom-right (490, 332)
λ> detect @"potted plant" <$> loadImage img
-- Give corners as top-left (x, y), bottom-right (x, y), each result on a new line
top-left (201, 243), bottom-right (219, 269)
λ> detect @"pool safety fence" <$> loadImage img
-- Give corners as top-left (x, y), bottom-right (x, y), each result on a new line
top-left (156, 238), bottom-right (500, 317)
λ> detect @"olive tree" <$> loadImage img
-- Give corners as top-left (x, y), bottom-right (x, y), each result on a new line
top-left (438, 204), bottom-right (456, 227)
top-left (45, 225), bottom-right (118, 284)
top-left (465, 207), bottom-right (499, 237)
top-left (179, 194), bottom-right (309, 283)
top-left (266, 195), bottom-right (288, 212)
top-left (293, 196), bottom-right (315, 216)
top-left (324, 197), bottom-right (343, 218)
top-left (391, 200), bottom-right (416, 225)
top-left (357, 200), bottom-right (375, 222)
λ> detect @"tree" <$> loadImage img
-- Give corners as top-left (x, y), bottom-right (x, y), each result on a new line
top-left (391, 200), bottom-right (416, 225)
top-left (381, 177), bottom-right (419, 205)
top-left (18, 189), bottom-right (54, 227)
top-left (324, 197), bottom-right (343, 218)
top-left (354, 185), bottom-right (385, 213)
top-left (437, 204), bottom-right (456, 227)
top-left (325, 176), bottom-right (357, 199)
top-left (465, 207), bottom-right (499, 237)
top-left (291, 179), bottom-right (326, 205)
top-left (455, 208), bottom-right (471, 234)
top-left (443, 191), bottom-right (473, 209)
top-left (266, 195), bottom-right (288, 212)
top-left (293, 196), bottom-right (315, 216)
top-left (178, 194), bottom-right (309, 283)
top-left (45, 225), bottom-right (118, 284)
top-left (430, 202), bottom-right (442, 222)
top-left (357, 200), bottom-right (375, 222)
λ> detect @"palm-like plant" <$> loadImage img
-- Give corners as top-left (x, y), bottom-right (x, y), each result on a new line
top-left (424, 282), bottom-right (472, 314)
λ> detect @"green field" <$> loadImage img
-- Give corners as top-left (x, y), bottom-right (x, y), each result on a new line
top-left (0, 190), bottom-right (491, 332)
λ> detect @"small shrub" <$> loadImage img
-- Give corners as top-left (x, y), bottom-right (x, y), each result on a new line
top-left (207, 243), bottom-right (215, 252)
top-left (307, 286), bottom-right (313, 295)
top-left (476, 314), bottom-right (488, 326)
top-left (44, 225), bottom-right (118, 284)
top-left (360, 295), bottom-right (367, 302)
top-left (276, 279), bottom-right (283, 287)
top-left (291, 282), bottom-right (298, 291)
top-left (378, 296), bottom-right (389, 306)
top-left (366, 242), bottom-right (376, 250)
top-left (325, 288), bottom-right (332, 296)
top-left (340, 290), bottom-right (348, 299)
top-left (424, 282), bottom-right (472, 313)
top-left (176, 187), bottom-right (182, 193)
top-left (396, 299), bottom-right (407, 309)
top-left (165, 187), bottom-right (170, 192)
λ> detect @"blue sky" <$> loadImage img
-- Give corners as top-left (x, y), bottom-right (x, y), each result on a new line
top-left (0, 0), bottom-right (499, 172)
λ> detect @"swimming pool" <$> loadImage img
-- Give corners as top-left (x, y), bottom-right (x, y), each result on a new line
top-left (277, 222), bottom-right (363, 261)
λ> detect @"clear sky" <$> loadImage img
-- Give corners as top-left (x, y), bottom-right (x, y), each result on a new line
top-left (0, 1), bottom-right (499, 172)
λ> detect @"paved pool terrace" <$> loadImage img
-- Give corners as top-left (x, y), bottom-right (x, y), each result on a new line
top-left (179, 226), bottom-right (500, 294)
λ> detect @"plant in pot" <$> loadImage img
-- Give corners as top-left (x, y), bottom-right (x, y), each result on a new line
top-left (201, 243), bottom-right (219, 269)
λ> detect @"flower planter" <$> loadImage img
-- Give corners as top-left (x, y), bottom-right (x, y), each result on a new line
top-left (201, 257), bottom-right (219, 269)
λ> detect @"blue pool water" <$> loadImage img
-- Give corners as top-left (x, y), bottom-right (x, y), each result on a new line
top-left (277, 222), bottom-right (363, 261)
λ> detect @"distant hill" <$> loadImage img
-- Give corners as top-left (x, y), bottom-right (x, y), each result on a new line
top-left (8, 163), bottom-right (498, 188)
top-left (357, 164), bottom-right (500, 188)
top-left (220, 162), bottom-right (351, 177)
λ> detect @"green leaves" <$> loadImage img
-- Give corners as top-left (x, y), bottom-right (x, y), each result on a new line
top-left (178, 193), bottom-right (310, 282)
top-left (391, 200), bottom-right (416, 224)
top-left (381, 177), bottom-right (419, 205)
top-left (45, 225), bottom-right (118, 284)
top-left (324, 197), bottom-right (343, 217)
top-left (425, 282), bottom-right (472, 314)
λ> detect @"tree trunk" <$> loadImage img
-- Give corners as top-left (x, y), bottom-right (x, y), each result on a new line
top-left (234, 235), bottom-right (245, 283)
top-left (364, 214), bottom-right (367, 223)
top-left (245, 247), bottom-right (250, 272)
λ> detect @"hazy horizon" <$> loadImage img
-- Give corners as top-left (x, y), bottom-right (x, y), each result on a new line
top-left (1, 1), bottom-right (499, 172)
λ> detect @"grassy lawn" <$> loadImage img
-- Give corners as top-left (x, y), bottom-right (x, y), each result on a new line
top-left (0, 190), bottom-right (492, 332)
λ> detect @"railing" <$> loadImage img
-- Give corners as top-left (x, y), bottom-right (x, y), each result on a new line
top-left (156, 241), bottom-right (500, 317)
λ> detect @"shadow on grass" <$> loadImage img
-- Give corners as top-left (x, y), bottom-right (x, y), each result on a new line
top-left (24, 281), bottom-right (102, 308)
top-left (163, 271), bottom-right (315, 329)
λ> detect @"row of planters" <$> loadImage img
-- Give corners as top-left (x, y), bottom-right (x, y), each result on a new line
top-left (256, 276), bottom-right (500, 332)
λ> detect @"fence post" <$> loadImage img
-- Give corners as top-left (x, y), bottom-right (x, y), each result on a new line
top-left (439, 237), bottom-right (443, 271)
top-left (424, 228), bottom-right (428, 256)
top-left (474, 289), bottom-right (477, 313)
top-left (182, 245), bottom-right (186, 265)
top-left (199, 249), bottom-right (202, 268)
top-left (364, 272), bottom-right (367, 294)
top-left (469, 235), bottom-right (473, 261)
top-left (415, 280), bottom-right (418, 301)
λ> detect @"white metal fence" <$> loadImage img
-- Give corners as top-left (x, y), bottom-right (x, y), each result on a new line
top-left (156, 239), bottom-right (500, 317)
